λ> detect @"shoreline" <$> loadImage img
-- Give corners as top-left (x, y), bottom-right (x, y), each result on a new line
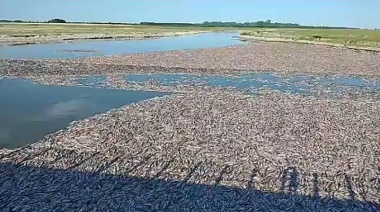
top-left (0, 31), bottom-right (204, 46)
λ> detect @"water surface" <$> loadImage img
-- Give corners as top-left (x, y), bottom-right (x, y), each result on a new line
top-left (121, 73), bottom-right (380, 94)
top-left (0, 33), bottom-right (241, 59)
top-left (0, 78), bottom-right (170, 149)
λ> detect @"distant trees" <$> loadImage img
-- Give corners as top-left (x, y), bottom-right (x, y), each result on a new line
top-left (201, 21), bottom-right (301, 28)
top-left (139, 21), bottom-right (302, 28)
top-left (138, 21), bottom-right (358, 29)
top-left (0, 19), bottom-right (359, 29)
top-left (47, 18), bottom-right (66, 23)
top-left (0, 19), bottom-right (23, 23)
top-left (140, 22), bottom-right (195, 27)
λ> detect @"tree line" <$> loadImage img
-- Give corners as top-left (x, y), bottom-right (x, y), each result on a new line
top-left (140, 21), bottom-right (357, 29)
top-left (0, 19), bottom-right (358, 29)
top-left (0, 18), bottom-right (66, 23)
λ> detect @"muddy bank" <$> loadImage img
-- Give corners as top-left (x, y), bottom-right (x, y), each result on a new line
top-left (0, 31), bottom-right (202, 46)
top-left (1, 91), bottom-right (379, 210)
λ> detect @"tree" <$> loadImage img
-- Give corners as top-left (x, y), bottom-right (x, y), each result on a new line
top-left (47, 18), bottom-right (66, 23)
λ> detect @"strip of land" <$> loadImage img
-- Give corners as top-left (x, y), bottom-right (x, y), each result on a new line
top-left (240, 28), bottom-right (380, 52)
top-left (0, 23), bottom-right (225, 45)
top-left (2, 23), bottom-right (380, 52)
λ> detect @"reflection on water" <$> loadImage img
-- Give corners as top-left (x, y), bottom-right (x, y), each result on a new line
top-left (0, 78), bottom-right (170, 149)
top-left (0, 33), bottom-right (242, 59)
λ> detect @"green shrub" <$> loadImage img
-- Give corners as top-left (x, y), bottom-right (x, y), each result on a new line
top-left (312, 35), bottom-right (323, 40)
top-left (47, 18), bottom-right (66, 23)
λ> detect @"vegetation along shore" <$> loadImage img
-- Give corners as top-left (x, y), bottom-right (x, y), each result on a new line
top-left (1, 21), bottom-right (379, 52)
top-left (0, 23), bottom-right (212, 45)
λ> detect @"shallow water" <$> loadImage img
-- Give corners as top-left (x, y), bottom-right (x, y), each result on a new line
top-left (0, 33), bottom-right (242, 59)
top-left (121, 73), bottom-right (380, 94)
top-left (74, 72), bottom-right (380, 95)
top-left (0, 78), bottom-right (170, 149)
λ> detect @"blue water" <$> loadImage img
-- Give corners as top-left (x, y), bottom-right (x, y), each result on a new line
top-left (116, 73), bottom-right (380, 94)
top-left (0, 33), bottom-right (242, 59)
top-left (76, 75), bottom-right (108, 87)
top-left (0, 78), bottom-right (170, 148)
top-left (123, 73), bottom-right (307, 94)
top-left (76, 73), bottom-right (380, 95)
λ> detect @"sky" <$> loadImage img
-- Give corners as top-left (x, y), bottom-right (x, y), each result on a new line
top-left (1, 0), bottom-right (379, 29)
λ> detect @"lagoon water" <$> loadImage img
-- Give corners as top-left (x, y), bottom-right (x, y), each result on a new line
top-left (0, 78), bottom-right (169, 148)
top-left (76, 73), bottom-right (380, 95)
top-left (0, 33), bottom-right (242, 59)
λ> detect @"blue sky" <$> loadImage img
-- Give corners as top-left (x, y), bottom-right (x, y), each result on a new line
top-left (1, 0), bottom-right (379, 28)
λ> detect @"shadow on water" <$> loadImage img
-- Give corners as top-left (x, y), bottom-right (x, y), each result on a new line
top-left (0, 162), bottom-right (379, 211)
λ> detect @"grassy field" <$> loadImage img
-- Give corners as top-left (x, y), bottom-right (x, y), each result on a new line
top-left (1, 23), bottom-right (379, 49)
top-left (240, 28), bottom-right (380, 48)
top-left (0, 23), bottom-right (231, 36)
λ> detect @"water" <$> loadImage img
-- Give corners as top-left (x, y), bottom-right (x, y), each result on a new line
top-left (121, 73), bottom-right (380, 94)
top-left (76, 75), bottom-right (108, 87)
top-left (75, 73), bottom-right (380, 95)
top-left (0, 33), bottom-right (242, 59)
top-left (0, 78), bottom-right (170, 149)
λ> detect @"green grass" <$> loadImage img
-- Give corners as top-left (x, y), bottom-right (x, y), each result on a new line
top-left (0, 23), bottom-right (233, 36)
top-left (3, 23), bottom-right (378, 49)
top-left (240, 28), bottom-right (380, 48)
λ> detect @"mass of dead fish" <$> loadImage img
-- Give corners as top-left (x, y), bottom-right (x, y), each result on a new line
top-left (1, 91), bottom-right (379, 211)
top-left (0, 42), bottom-right (380, 211)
